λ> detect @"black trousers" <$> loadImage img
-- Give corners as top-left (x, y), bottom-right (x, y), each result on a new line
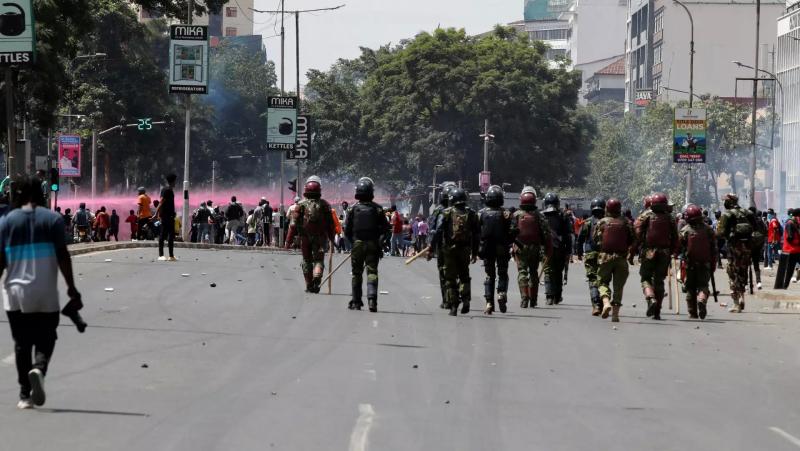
top-left (159, 216), bottom-right (175, 257)
top-left (6, 311), bottom-right (59, 398)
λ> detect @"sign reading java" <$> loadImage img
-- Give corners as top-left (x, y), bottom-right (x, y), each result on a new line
top-left (0, 0), bottom-right (34, 65)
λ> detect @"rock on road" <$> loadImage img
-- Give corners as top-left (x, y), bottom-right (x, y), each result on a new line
top-left (0, 248), bottom-right (799, 451)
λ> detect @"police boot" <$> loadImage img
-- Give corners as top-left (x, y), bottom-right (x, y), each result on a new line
top-left (601, 297), bottom-right (612, 319)
top-left (652, 298), bottom-right (663, 320)
top-left (644, 287), bottom-right (656, 317)
top-left (449, 302), bottom-right (459, 316)
top-left (591, 304), bottom-right (601, 316)
top-left (497, 292), bottom-right (508, 314)
top-left (304, 273), bottom-right (314, 293)
top-left (520, 286), bottom-right (529, 308)
top-left (350, 283), bottom-right (363, 310)
top-left (483, 282), bottom-right (494, 314)
top-left (687, 298), bottom-right (698, 319)
top-left (546, 296), bottom-right (554, 306)
top-left (484, 300), bottom-right (494, 315)
top-left (461, 299), bottom-right (471, 315)
top-left (367, 283), bottom-right (378, 313)
top-left (697, 292), bottom-right (708, 320)
top-left (611, 305), bottom-right (620, 323)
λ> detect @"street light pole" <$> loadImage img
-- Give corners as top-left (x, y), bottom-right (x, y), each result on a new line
top-left (674, 0), bottom-right (695, 204)
top-left (181, 0), bottom-right (194, 242)
top-left (432, 164), bottom-right (443, 206)
top-left (749, 0), bottom-right (761, 208)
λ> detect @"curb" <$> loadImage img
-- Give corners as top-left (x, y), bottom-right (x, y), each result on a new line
top-left (68, 241), bottom-right (299, 257)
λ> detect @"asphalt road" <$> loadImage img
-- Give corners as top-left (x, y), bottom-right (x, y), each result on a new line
top-left (1, 248), bottom-right (800, 451)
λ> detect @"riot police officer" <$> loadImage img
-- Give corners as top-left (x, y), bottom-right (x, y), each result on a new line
top-left (593, 198), bottom-right (635, 322)
top-left (542, 193), bottom-right (573, 305)
top-left (285, 176), bottom-right (337, 293)
top-left (429, 183), bottom-right (456, 309)
top-left (478, 185), bottom-right (512, 314)
top-left (716, 193), bottom-right (756, 312)
top-left (344, 177), bottom-right (389, 312)
top-left (577, 197), bottom-right (605, 315)
top-left (429, 188), bottom-right (480, 316)
top-left (634, 192), bottom-right (678, 320)
top-left (679, 204), bottom-right (717, 319)
top-left (510, 187), bottom-right (552, 308)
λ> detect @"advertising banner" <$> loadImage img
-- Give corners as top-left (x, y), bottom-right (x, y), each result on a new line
top-left (673, 108), bottom-right (707, 163)
top-left (0, 0), bottom-right (34, 65)
top-left (58, 134), bottom-right (81, 177)
top-left (286, 115), bottom-right (310, 160)
top-left (267, 96), bottom-right (297, 152)
top-left (169, 25), bottom-right (209, 94)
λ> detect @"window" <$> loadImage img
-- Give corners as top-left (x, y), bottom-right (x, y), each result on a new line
top-left (226, 7), bottom-right (237, 17)
top-left (545, 48), bottom-right (567, 60)
top-left (653, 76), bottom-right (662, 95)
top-left (225, 27), bottom-right (237, 37)
top-left (529, 29), bottom-right (569, 41)
top-left (654, 8), bottom-right (664, 34)
top-left (653, 44), bottom-right (662, 64)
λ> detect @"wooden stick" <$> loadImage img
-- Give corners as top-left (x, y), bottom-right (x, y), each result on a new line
top-left (674, 258), bottom-right (681, 314)
top-left (320, 252), bottom-right (353, 289)
top-left (667, 261), bottom-right (674, 311)
top-left (327, 249), bottom-right (334, 294)
top-left (404, 246), bottom-right (431, 265)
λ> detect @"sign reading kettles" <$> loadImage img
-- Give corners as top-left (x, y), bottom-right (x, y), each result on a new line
top-left (0, 0), bottom-right (34, 65)
top-left (168, 25), bottom-right (209, 94)
top-left (267, 96), bottom-right (298, 152)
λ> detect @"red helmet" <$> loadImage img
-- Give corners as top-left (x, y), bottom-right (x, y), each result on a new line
top-left (304, 181), bottom-right (321, 198)
top-left (520, 192), bottom-right (537, 207)
top-left (606, 198), bottom-right (622, 215)
top-left (650, 192), bottom-right (668, 206)
top-left (643, 195), bottom-right (652, 209)
top-left (685, 204), bottom-right (702, 221)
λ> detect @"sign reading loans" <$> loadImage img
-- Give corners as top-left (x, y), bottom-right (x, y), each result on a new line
top-left (267, 96), bottom-right (298, 152)
top-left (57, 134), bottom-right (81, 177)
top-left (673, 108), bottom-right (707, 163)
top-left (0, 0), bottom-right (34, 65)
top-left (169, 25), bottom-right (209, 94)
top-left (286, 115), bottom-right (310, 160)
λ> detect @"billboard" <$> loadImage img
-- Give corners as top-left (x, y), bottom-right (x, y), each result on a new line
top-left (0, 0), bottom-right (34, 65)
top-left (267, 96), bottom-right (297, 152)
top-left (673, 108), bottom-right (707, 163)
top-left (286, 115), bottom-right (310, 160)
top-left (58, 134), bottom-right (81, 177)
top-left (169, 25), bottom-right (209, 94)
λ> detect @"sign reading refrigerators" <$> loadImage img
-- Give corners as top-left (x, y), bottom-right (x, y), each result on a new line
top-left (287, 115), bottom-right (310, 160)
top-left (0, 0), bottom-right (34, 65)
top-left (169, 25), bottom-right (209, 94)
top-left (673, 108), bottom-right (707, 163)
top-left (267, 96), bottom-right (297, 152)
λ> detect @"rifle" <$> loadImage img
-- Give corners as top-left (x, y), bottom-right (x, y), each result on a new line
top-left (710, 270), bottom-right (719, 303)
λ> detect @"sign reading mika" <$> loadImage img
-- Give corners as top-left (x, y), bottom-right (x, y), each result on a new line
top-left (169, 25), bottom-right (209, 94)
top-left (673, 108), bottom-right (707, 164)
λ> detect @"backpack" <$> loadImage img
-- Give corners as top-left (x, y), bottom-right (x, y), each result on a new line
top-left (449, 208), bottom-right (472, 244)
top-left (730, 208), bottom-right (753, 241)
top-left (75, 209), bottom-right (89, 227)
top-left (304, 200), bottom-right (325, 225)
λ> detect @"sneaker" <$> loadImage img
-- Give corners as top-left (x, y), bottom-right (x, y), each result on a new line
top-left (792, 277), bottom-right (798, 284)
top-left (168, 257), bottom-right (177, 262)
top-left (28, 369), bottom-right (45, 406)
top-left (16, 398), bottom-right (33, 410)
top-left (157, 256), bottom-right (168, 261)
top-left (698, 302), bottom-right (707, 320)
top-left (757, 282), bottom-right (762, 290)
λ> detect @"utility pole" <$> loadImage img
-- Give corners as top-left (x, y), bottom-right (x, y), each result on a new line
top-left (181, 0), bottom-right (194, 242)
top-left (4, 69), bottom-right (15, 176)
top-left (749, 0), bottom-right (761, 208)
top-left (91, 130), bottom-right (97, 201)
top-left (674, 0), bottom-right (695, 205)
top-left (296, 10), bottom-right (301, 197)
top-left (251, 3), bottom-right (344, 245)
top-left (211, 160), bottom-right (217, 201)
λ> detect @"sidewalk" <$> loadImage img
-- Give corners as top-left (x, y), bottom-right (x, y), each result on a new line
top-left (68, 240), bottom-right (297, 257)
top-left (750, 265), bottom-right (800, 310)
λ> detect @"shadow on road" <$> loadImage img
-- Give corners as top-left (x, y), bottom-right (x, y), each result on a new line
top-left (36, 408), bottom-right (149, 417)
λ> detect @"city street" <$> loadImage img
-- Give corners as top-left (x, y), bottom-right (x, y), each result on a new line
top-left (0, 248), bottom-right (799, 450)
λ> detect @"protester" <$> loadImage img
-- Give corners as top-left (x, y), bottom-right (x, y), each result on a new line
top-left (109, 209), bottom-right (120, 241)
top-left (154, 174), bottom-right (177, 261)
top-left (389, 205), bottom-right (403, 256)
top-left (225, 196), bottom-right (244, 244)
top-left (136, 187), bottom-right (152, 240)
top-left (767, 209), bottom-right (782, 270)
top-left (125, 209), bottom-right (138, 241)
top-left (95, 207), bottom-right (109, 241)
top-left (0, 174), bottom-right (83, 409)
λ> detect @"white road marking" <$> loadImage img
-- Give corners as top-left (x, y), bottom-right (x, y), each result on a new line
top-left (364, 369), bottom-right (377, 381)
top-left (348, 403), bottom-right (375, 451)
top-left (1, 353), bottom-right (15, 366)
top-left (770, 427), bottom-right (800, 448)
top-left (372, 320), bottom-right (378, 328)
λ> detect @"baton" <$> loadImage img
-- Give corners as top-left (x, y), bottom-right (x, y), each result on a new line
top-left (748, 266), bottom-right (754, 295)
top-left (405, 246), bottom-right (432, 265)
top-left (710, 270), bottom-right (719, 303)
top-left (319, 253), bottom-right (353, 288)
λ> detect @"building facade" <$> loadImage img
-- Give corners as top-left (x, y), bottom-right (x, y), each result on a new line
top-left (136, 0), bottom-right (254, 37)
top-left (624, 0), bottom-right (784, 110)
top-left (776, 4), bottom-right (800, 212)
top-left (585, 57), bottom-right (626, 103)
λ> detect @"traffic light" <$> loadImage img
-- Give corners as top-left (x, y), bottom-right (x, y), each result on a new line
top-left (288, 179), bottom-right (297, 193)
top-left (49, 168), bottom-right (59, 192)
top-left (137, 118), bottom-right (153, 131)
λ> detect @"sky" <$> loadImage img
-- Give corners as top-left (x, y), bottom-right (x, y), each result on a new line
top-left (251, 0), bottom-right (523, 88)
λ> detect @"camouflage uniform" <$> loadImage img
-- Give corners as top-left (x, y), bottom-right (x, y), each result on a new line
top-left (431, 205), bottom-right (480, 316)
top-left (679, 221), bottom-right (717, 319)
top-left (635, 209), bottom-right (679, 319)
top-left (428, 204), bottom-right (448, 309)
top-left (510, 208), bottom-right (552, 308)
top-left (345, 200), bottom-right (389, 310)
top-left (286, 198), bottom-right (336, 292)
top-left (577, 216), bottom-right (602, 310)
top-left (717, 206), bottom-right (756, 311)
top-left (593, 215), bottom-right (635, 306)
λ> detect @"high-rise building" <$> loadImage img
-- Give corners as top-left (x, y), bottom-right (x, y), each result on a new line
top-left (624, 0), bottom-right (783, 110)
top-left (135, 0), bottom-right (255, 37)
top-left (776, 3), bottom-right (800, 212)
